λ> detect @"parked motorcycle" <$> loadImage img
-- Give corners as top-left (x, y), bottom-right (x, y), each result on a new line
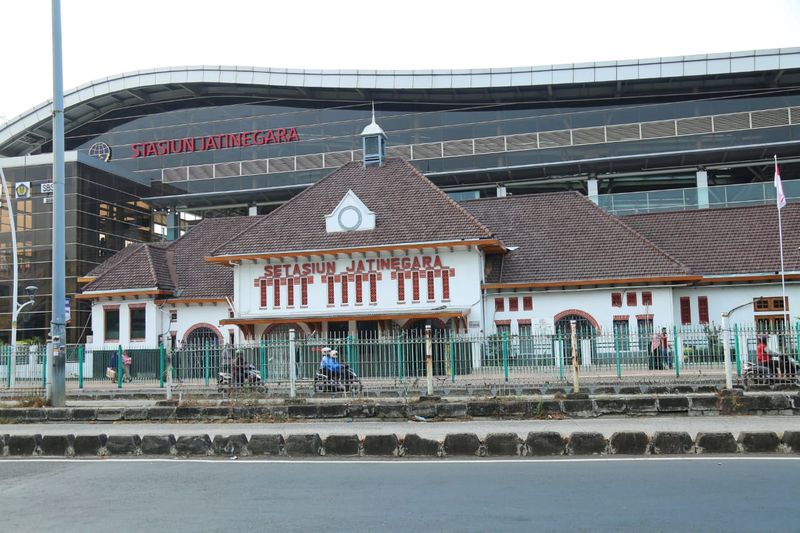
top-left (314, 365), bottom-right (362, 393)
top-left (742, 354), bottom-right (799, 388)
top-left (218, 364), bottom-right (264, 391)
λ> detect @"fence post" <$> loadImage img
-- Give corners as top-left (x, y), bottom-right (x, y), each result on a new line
top-left (159, 344), bottom-right (165, 388)
top-left (672, 325), bottom-right (680, 378)
top-left (117, 345), bottom-right (123, 389)
top-left (555, 337), bottom-right (564, 379)
top-left (78, 345), bottom-right (84, 389)
top-left (396, 333), bottom-right (404, 382)
top-left (734, 324), bottom-right (741, 377)
top-left (613, 331), bottom-right (622, 379)
top-left (204, 342), bottom-right (210, 387)
top-left (570, 320), bottom-right (579, 393)
top-left (425, 325), bottom-right (433, 396)
top-left (502, 330), bottom-right (509, 383)
top-left (289, 329), bottom-right (296, 398)
top-left (795, 322), bottom-right (800, 363)
top-left (43, 344), bottom-right (49, 391)
top-left (259, 341), bottom-right (267, 382)
top-left (721, 312), bottom-right (733, 390)
top-left (166, 345), bottom-right (173, 400)
top-left (5, 346), bottom-right (11, 387)
top-left (449, 333), bottom-right (456, 383)
top-left (346, 335), bottom-right (358, 376)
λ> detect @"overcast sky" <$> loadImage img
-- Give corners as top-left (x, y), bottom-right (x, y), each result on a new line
top-left (1, 0), bottom-right (799, 123)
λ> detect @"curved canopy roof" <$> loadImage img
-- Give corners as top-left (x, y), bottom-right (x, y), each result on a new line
top-left (2, 48), bottom-right (800, 157)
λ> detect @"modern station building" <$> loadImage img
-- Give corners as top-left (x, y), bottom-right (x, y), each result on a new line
top-left (2, 47), bottom-right (800, 343)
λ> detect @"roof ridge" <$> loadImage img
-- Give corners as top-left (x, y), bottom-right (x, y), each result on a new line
top-left (209, 163), bottom-right (358, 256)
top-left (402, 160), bottom-right (494, 239)
top-left (576, 193), bottom-right (694, 275)
top-left (142, 244), bottom-right (159, 288)
top-left (85, 243), bottom-right (149, 291)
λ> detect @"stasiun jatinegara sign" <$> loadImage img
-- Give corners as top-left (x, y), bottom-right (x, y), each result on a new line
top-left (131, 127), bottom-right (299, 158)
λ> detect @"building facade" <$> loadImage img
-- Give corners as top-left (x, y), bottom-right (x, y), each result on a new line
top-left (3, 48), bottom-right (800, 343)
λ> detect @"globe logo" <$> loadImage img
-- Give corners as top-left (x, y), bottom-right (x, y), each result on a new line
top-left (88, 142), bottom-right (112, 162)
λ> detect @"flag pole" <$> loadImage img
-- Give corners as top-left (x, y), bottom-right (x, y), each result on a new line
top-left (774, 155), bottom-right (790, 333)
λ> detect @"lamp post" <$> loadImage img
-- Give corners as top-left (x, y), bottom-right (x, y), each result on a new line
top-left (721, 298), bottom-right (762, 390)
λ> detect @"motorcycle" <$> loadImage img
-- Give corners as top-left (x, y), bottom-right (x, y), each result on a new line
top-left (218, 364), bottom-right (264, 390)
top-left (742, 354), bottom-right (799, 388)
top-left (314, 365), bottom-right (362, 393)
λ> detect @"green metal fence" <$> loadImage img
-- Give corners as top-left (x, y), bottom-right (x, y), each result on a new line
top-left (1, 323), bottom-right (797, 394)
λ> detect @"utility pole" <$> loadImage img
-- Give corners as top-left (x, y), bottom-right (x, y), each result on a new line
top-left (48, 0), bottom-right (66, 406)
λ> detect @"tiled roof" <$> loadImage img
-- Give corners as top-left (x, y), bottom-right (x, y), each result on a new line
top-left (462, 192), bottom-right (692, 284)
top-left (212, 158), bottom-right (493, 257)
top-left (622, 203), bottom-right (800, 276)
top-left (82, 216), bottom-right (259, 296)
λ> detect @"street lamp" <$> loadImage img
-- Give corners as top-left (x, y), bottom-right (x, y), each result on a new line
top-left (721, 297), bottom-right (762, 391)
top-left (9, 286), bottom-right (38, 387)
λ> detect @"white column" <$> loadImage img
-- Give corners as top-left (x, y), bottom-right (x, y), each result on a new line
top-left (248, 204), bottom-right (258, 216)
top-left (696, 169), bottom-right (709, 209)
top-left (587, 178), bottom-right (599, 205)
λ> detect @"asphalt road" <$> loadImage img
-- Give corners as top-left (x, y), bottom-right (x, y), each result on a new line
top-left (1, 458), bottom-right (797, 532)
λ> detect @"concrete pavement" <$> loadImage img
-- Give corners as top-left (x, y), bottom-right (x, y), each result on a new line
top-left (2, 415), bottom-right (799, 439)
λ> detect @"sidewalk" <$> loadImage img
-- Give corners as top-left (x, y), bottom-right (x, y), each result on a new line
top-left (3, 416), bottom-right (799, 439)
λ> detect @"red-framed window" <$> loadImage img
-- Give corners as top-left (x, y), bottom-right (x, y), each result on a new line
top-left (397, 272), bottom-right (405, 302)
top-left (355, 274), bottom-right (363, 304)
top-left (260, 279), bottom-right (267, 307)
top-left (426, 271), bottom-right (435, 301)
top-left (412, 272), bottom-right (420, 302)
top-left (286, 278), bottom-right (295, 307)
top-left (680, 296), bottom-right (691, 325)
top-left (642, 291), bottom-right (652, 306)
top-left (626, 292), bottom-right (637, 307)
top-left (698, 296), bottom-right (709, 324)
top-left (327, 276), bottom-right (334, 305)
top-left (523, 296), bottom-right (533, 311)
top-left (273, 278), bottom-right (281, 308)
top-left (441, 270), bottom-right (450, 301)
top-left (495, 298), bottom-right (504, 312)
top-left (508, 297), bottom-right (519, 312)
top-left (341, 276), bottom-right (349, 304)
top-left (301, 277), bottom-right (308, 306)
top-left (611, 292), bottom-right (622, 307)
top-left (370, 273), bottom-right (378, 303)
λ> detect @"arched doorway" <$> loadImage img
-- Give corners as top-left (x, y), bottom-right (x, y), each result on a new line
top-left (180, 325), bottom-right (222, 380)
top-left (404, 318), bottom-right (449, 377)
top-left (554, 312), bottom-right (598, 366)
top-left (261, 324), bottom-right (305, 380)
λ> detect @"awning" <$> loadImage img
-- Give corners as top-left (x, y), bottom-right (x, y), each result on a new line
top-left (220, 307), bottom-right (469, 326)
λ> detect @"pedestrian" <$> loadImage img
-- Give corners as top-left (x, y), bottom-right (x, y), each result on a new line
top-left (122, 350), bottom-right (133, 382)
top-left (649, 332), bottom-right (662, 370)
top-left (659, 328), bottom-right (672, 369)
top-left (107, 352), bottom-right (118, 380)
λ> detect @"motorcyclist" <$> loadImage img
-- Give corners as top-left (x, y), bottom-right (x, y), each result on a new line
top-left (320, 348), bottom-right (345, 379)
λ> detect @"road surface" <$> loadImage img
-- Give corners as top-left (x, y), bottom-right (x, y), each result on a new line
top-left (1, 458), bottom-right (797, 532)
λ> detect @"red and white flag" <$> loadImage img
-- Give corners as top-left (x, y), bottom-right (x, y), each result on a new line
top-left (774, 157), bottom-right (786, 209)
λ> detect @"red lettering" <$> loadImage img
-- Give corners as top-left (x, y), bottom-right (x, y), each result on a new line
top-left (325, 262), bottom-right (336, 274)
top-left (433, 256), bottom-right (443, 269)
top-left (292, 264), bottom-right (301, 276)
top-left (379, 258), bottom-right (391, 270)
top-left (277, 128), bottom-right (287, 142)
top-left (228, 133), bottom-right (242, 147)
top-left (401, 257), bottom-right (411, 270)
top-left (265, 130), bottom-right (276, 144)
top-left (302, 263), bottom-right (312, 276)
top-left (158, 140), bottom-right (170, 156)
top-left (391, 258), bottom-right (400, 270)
top-left (411, 257), bottom-right (421, 270)
top-left (366, 259), bottom-right (375, 271)
top-left (131, 143), bottom-right (143, 158)
top-left (263, 265), bottom-right (273, 277)
top-left (242, 132), bottom-right (254, 146)
top-left (283, 264), bottom-right (292, 277)
top-left (286, 127), bottom-right (299, 142)
top-left (253, 131), bottom-right (265, 145)
top-left (422, 256), bottom-right (432, 269)
top-left (144, 143), bottom-right (157, 157)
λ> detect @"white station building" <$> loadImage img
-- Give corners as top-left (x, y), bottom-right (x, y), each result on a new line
top-left (78, 121), bottom-right (800, 353)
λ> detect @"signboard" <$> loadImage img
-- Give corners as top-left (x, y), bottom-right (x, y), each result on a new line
top-left (41, 182), bottom-right (54, 194)
top-left (14, 181), bottom-right (31, 199)
top-left (131, 127), bottom-right (300, 158)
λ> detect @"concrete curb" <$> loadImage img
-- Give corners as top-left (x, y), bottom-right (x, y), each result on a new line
top-left (5, 430), bottom-right (800, 458)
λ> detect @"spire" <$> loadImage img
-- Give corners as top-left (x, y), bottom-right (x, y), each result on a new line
top-left (361, 102), bottom-right (387, 167)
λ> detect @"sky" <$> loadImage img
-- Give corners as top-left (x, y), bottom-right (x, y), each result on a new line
top-left (0, 0), bottom-right (799, 123)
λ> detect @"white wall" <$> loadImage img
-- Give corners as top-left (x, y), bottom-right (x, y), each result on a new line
top-left (487, 286), bottom-right (674, 334)
top-left (673, 283), bottom-right (800, 327)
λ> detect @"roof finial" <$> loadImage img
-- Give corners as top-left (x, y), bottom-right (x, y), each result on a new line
top-left (371, 101), bottom-right (376, 124)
